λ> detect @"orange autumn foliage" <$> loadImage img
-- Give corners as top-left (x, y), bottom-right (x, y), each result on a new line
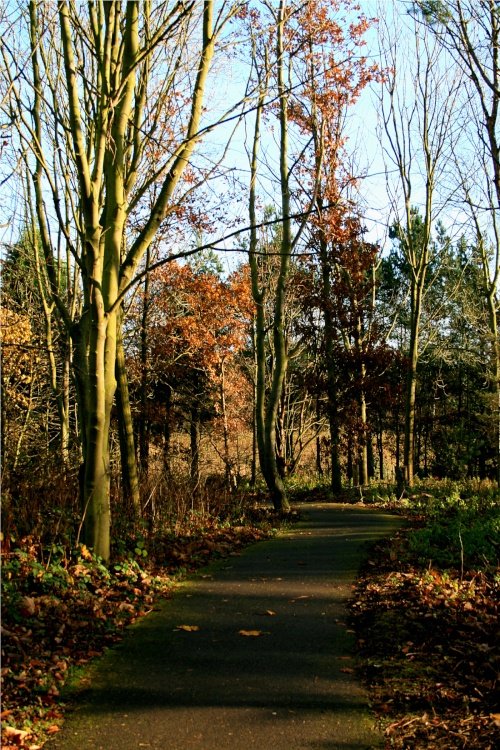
top-left (147, 262), bottom-right (253, 384)
top-left (0, 305), bottom-right (39, 410)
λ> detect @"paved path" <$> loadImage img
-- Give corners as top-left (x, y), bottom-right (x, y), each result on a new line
top-left (50, 503), bottom-right (401, 750)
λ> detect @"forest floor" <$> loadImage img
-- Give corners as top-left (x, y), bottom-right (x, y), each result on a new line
top-left (350, 521), bottom-right (499, 749)
top-left (1, 488), bottom-right (499, 749)
top-left (1, 514), bottom-right (277, 749)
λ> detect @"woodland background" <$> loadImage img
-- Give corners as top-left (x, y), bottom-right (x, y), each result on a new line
top-left (0, 0), bottom-right (498, 553)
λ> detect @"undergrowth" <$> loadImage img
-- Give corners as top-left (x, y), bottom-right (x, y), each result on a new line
top-left (350, 478), bottom-right (500, 750)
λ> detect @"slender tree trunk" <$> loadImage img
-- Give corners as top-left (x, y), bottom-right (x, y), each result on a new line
top-left (367, 434), bottom-right (375, 479)
top-left (61, 346), bottom-right (71, 466)
top-left (32, 224), bottom-right (71, 467)
top-left (257, 0), bottom-right (292, 513)
top-left (377, 419), bottom-right (384, 480)
top-left (163, 384), bottom-right (172, 475)
top-left (315, 394), bottom-right (323, 477)
top-left (82, 286), bottom-right (113, 561)
top-left (254, 290), bottom-right (288, 509)
top-left (115, 314), bottom-right (141, 517)
top-left (357, 318), bottom-right (368, 485)
top-left (43, 310), bottom-right (70, 467)
top-left (13, 374), bottom-right (35, 472)
top-left (139, 245), bottom-right (151, 478)
top-left (251, 323), bottom-right (258, 489)
top-left (485, 288), bottom-right (500, 485)
top-left (190, 404), bottom-right (201, 487)
top-left (395, 406), bottom-right (401, 476)
top-left (346, 437), bottom-right (353, 483)
top-left (220, 359), bottom-right (233, 490)
top-left (319, 243), bottom-right (342, 492)
top-left (352, 457), bottom-right (359, 487)
top-left (276, 386), bottom-right (286, 479)
top-left (360, 416), bottom-right (369, 486)
top-left (248, 19), bottom-right (289, 513)
top-left (1, 375), bottom-right (7, 478)
top-left (404, 280), bottom-right (423, 486)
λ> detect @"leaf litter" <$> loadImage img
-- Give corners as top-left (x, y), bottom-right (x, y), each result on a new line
top-left (1, 522), bottom-right (274, 748)
top-left (350, 527), bottom-right (499, 750)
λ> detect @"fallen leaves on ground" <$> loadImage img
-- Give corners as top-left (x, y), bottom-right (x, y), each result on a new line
top-left (238, 629), bottom-right (267, 637)
top-left (1, 519), bottom-right (275, 748)
top-left (350, 528), bottom-right (499, 750)
top-left (1, 555), bottom-right (171, 748)
top-left (149, 525), bottom-right (272, 572)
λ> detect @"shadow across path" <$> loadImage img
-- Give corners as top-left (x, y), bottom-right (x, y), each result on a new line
top-left (49, 503), bottom-right (401, 750)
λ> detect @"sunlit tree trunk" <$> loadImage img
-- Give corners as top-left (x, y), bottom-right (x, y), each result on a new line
top-left (19, 0), bottom-right (222, 558)
top-left (355, 309), bottom-right (369, 486)
top-left (403, 270), bottom-right (421, 484)
top-left (248, 7), bottom-right (291, 513)
top-left (251, 322), bottom-right (258, 489)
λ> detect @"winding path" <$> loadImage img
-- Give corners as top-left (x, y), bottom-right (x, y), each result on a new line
top-left (50, 503), bottom-right (401, 750)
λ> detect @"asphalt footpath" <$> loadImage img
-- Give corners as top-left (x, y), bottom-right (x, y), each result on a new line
top-left (49, 503), bottom-right (402, 750)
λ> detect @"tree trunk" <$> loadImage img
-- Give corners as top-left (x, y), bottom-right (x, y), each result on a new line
top-left (82, 295), bottom-right (114, 561)
top-left (190, 404), bottom-right (201, 488)
top-left (319, 246), bottom-right (342, 493)
top-left (404, 279), bottom-right (423, 486)
top-left (315, 394), bottom-right (323, 476)
top-left (61, 346), bottom-right (71, 466)
top-left (395, 406), bottom-right (401, 478)
top-left (115, 315), bottom-right (141, 517)
top-left (163, 384), bottom-right (173, 475)
top-left (377, 424), bottom-right (384, 480)
top-left (253, 293), bottom-right (288, 511)
top-left (485, 288), bottom-right (500, 485)
top-left (138, 245), bottom-right (151, 478)
top-left (247, 15), bottom-right (290, 514)
top-left (346, 436), bottom-right (353, 483)
top-left (367, 435), bottom-right (375, 480)
top-left (276, 386), bottom-right (286, 479)
top-left (220, 359), bottom-right (234, 490)
top-left (251, 327), bottom-right (257, 489)
top-left (359, 365), bottom-right (368, 486)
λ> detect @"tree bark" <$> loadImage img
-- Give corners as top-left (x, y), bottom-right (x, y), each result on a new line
top-left (139, 246), bottom-right (151, 478)
top-left (220, 359), bottom-right (234, 490)
top-left (115, 314), bottom-right (141, 517)
top-left (248, 14), bottom-right (290, 513)
top-left (319, 245), bottom-right (343, 493)
top-left (404, 275), bottom-right (424, 485)
top-left (190, 404), bottom-right (201, 488)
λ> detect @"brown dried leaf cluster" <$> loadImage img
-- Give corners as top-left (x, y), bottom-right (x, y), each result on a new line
top-left (1, 523), bottom-right (273, 748)
top-left (350, 530), bottom-right (499, 750)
